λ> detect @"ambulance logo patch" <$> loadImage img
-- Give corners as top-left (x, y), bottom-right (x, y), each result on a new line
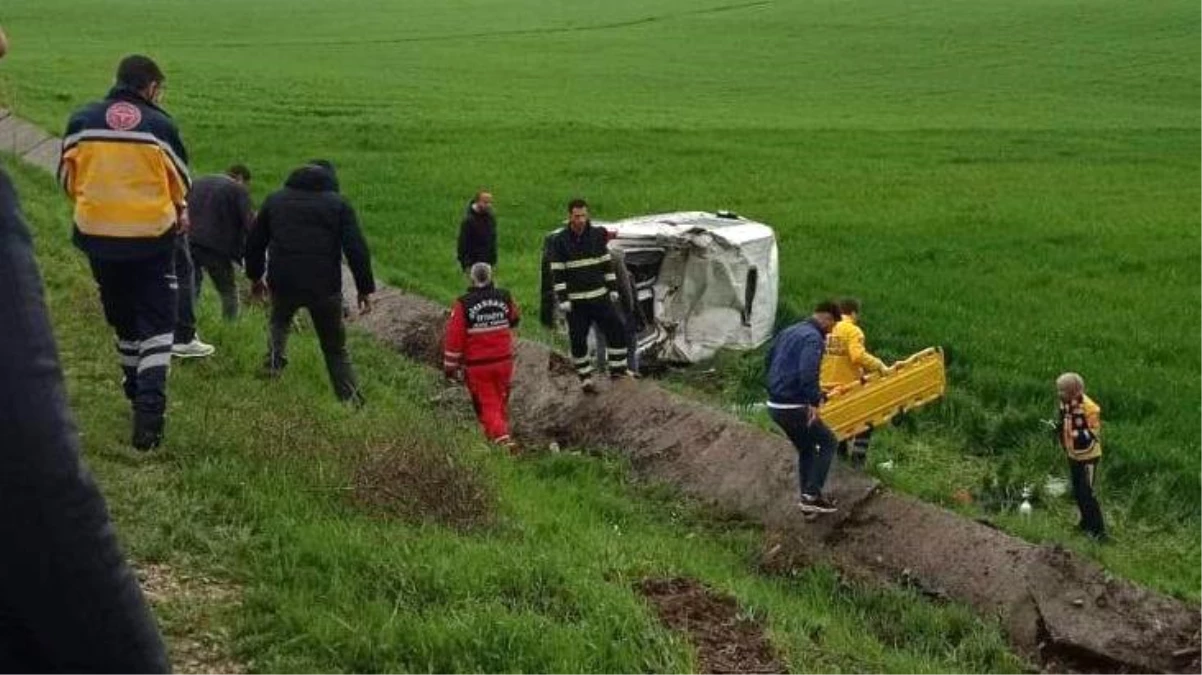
top-left (105, 102), bottom-right (142, 131)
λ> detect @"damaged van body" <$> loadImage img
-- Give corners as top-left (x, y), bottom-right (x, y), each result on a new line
top-left (541, 211), bottom-right (779, 364)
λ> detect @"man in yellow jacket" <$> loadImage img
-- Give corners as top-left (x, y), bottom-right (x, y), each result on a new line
top-left (58, 55), bottom-right (191, 450)
top-left (820, 298), bottom-right (891, 467)
top-left (1056, 372), bottom-right (1105, 540)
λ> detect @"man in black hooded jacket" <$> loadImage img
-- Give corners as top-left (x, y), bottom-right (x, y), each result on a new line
top-left (245, 160), bottom-right (374, 403)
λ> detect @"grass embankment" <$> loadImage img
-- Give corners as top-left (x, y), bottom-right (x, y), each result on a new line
top-left (7, 156), bottom-right (1024, 672)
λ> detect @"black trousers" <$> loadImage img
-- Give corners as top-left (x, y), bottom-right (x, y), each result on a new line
top-left (837, 428), bottom-right (873, 468)
top-left (267, 291), bottom-right (361, 402)
top-left (172, 235), bottom-right (196, 344)
top-left (1069, 458), bottom-right (1105, 537)
top-left (191, 243), bottom-right (239, 320)
top-left (769, 406), bottom-right (838, 498)
top-left (566, 299), bottom-right (628, 379)
top-left (88, 250), bottom-right (176, 436)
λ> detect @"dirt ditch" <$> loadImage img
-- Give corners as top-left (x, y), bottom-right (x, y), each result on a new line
top-left (346, 275), bottom-right (1200, 672)
top-left (639, 577), bottom-right (786, 674)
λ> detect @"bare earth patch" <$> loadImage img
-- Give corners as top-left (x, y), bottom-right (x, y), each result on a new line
top-left (136, 563), bottom-right (246, 675)
top-left (351, 437), bottom-right (496, 531)
top-left (638, 577), bottom-right (786, 674)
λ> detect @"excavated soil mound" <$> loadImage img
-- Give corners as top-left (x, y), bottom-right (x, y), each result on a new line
top-left (639, 577), bottom-right (786, 674)
top-left (351, 438), bottom-right (496, 531)
top-left (345, 276), bottom-right (1199, 672)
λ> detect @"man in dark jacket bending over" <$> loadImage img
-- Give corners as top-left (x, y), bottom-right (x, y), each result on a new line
top-left (187, 163), bottom-right (253, 320)
top-left (245, 160), bottom-right (374, 404)
top-left (765, 300), bottom-right (841, 515)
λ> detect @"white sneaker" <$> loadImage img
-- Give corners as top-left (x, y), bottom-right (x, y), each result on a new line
top-left (172, 338), bottom-right (216, 358)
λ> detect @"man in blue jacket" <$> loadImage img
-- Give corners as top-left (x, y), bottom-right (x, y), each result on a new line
top-left (765, 300), bottom-right (842, 514)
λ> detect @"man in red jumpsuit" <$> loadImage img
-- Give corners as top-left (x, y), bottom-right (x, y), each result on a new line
top-left (443, 263), bottom-right (520, 450)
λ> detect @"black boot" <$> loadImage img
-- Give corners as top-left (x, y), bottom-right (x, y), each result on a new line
top-left (132, 412), bottom-right (164, 451)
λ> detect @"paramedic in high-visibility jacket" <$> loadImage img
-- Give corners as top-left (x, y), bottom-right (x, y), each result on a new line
top-left (58, 54), bottom-right (191, 451)
top-left (766, 301), bottom-right (842, 515)
top-left (443, 263), bottom-right (521, 450)
top-left (546, 198), bottom-right (631, 392)
top-left (820, 298), bottom-right (892, 467)
top-left (1056, 372), bottom-right (1106, 540)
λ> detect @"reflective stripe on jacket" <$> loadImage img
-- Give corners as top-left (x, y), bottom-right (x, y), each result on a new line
top-left (1059, 394), bottom-right (1102, 461)
top-left (59, 87), bottom-right (190, 258)
top-left (547, 222), bottom-right (618, 305)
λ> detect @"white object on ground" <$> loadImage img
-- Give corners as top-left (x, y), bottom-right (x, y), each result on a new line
top-left (1019, 499), bottom-right (1033, 517)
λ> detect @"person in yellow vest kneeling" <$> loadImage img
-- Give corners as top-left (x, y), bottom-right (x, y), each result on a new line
top-left (820, 298), bottom-right (892, 467)
top-left (1056, 372), bottom-right (1106, 541)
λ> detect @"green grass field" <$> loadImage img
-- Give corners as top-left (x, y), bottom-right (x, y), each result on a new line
top-left (1, 0), bottom-right (1198, 619)
top-left (5, 155), bottom-right (1028, 672)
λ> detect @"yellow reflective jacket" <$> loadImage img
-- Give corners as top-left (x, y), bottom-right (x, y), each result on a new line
top-left (820, 317), bottom-right (887, 392)
top-left (58, 87), bottom-right (190, 258)
top-left (1059, 395), bottom-right (1102, 462)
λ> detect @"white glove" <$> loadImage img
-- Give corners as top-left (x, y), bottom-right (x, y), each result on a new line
top-left (558, 301), bottom-right (572, 315)
top-left (609, 291), bottom-right (620, 303)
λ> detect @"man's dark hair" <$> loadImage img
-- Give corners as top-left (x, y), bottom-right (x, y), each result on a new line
top-left (567, 198), bottom-right (588, 212)
top-left (308, 158), bottom-right (336, 177)
top-left (227, 164), bottom-right (251, 182)
top-left (814, 300), bottom-right (842, 321)
top-left (115, 55), bottom-right (164, 92)
top-left (838, 297), bottom-right (861, 315)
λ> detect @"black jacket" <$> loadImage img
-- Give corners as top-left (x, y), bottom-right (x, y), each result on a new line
top-left (540, 230), bottom-right (640, 329)
top-left (0, 169), bottom-right (169, 673)
top-left (245, 165), bottom-right (375, 298)
top-left (547, 221), bottom-right (619, 306)
top-left (187, 174), bottom-right (254, 260)
top-left (457, 204), bottom-right (496, 270)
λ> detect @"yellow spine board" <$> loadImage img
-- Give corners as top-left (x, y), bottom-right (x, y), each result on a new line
top-left (820, 347), bottom-right (947, 442)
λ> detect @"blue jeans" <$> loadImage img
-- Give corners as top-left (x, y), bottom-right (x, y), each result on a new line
top-left (769, 406), bottom-right (838, 498)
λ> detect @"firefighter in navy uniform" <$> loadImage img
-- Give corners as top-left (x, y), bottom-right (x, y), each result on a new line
top-left (58, 54), bottom-right (191, 451)
top-left (443, 263), bottom-right (521, 449)
top-left (546, 198), bottom-right (631, 392)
